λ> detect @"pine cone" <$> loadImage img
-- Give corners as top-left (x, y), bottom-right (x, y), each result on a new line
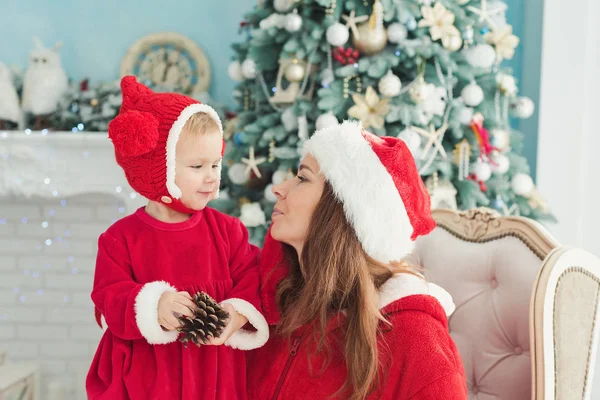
top-left (178, 292), bottom-right (229, 348)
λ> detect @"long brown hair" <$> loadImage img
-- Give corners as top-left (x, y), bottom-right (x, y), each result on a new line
top-left (276, 182), bottom-right (415, 400)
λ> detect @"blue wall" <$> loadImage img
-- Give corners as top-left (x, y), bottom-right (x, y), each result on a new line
top-left (0, 0), bottom-right (255, 107)
top-left (0, 0), bottom-right (542, 176)
top-left (504, 0), bottom-right (544, 178)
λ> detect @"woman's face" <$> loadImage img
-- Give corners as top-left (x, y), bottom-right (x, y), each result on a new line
top-left (271, 154), bottom-right (325, 255)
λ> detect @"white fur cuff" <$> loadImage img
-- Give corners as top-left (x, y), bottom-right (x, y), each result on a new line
top-left (134, 281), bottom-right (179, 344)
top-left (220, 298), bottom-right (269, 350)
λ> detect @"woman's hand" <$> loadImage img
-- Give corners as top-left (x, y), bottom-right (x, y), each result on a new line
top-left (205, 303), bottom-right (249, 345)
top-left (157, 291), bottom-right (197, 331)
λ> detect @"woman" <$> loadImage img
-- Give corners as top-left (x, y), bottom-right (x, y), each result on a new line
top-left (248, 121), bottom-right (467, 400)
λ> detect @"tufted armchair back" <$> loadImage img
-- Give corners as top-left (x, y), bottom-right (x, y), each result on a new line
top-left (408, 208), bottom-right (600, 399)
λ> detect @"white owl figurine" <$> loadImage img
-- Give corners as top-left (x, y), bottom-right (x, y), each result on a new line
top-left (22, 37), bottom-right (68, 116)
top-left (0, 62), bottom-right (21, 126)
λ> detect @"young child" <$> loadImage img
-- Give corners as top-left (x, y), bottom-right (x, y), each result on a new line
top-left (86, 76), bottom-right (268, 399)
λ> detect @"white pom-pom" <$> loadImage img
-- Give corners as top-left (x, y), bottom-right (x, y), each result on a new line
top-left (497, 73), bottom-right (517, 96)
top-left (284, 13), bottom-right (303, 32)
top-left (463, 44), bottom-right (496, 69)
top-left (458, 106), bottom-right (474, 125)
top-left (326, 23), bottom-right (349, 46)
top-left (264, 184), bottom-right (278, 202)
top-left (378, 71), bottom-right (402, 98)
top-left (397, 128), bottom-right (422, 157)
top-left (228, 61), bottom-right (244, 82)
top-left (272, 170), bottom-right (288, 185)
top-left (315, 112), bottom-right (339, 131)
top-left (491, 128), bottom-right (510, 150)
top-left (241, 59), bottom-right (257, 80)
top-left (281, 108), bottom-right (298, 131)
top-left (511, 97), bottom-right (535, 119)
top-left (228, 163), bottom-right (249, 185)
top-left (472, 160), bottom-right (492, 182)
top-left (511, 173), bottom-right (534, 195)
top-left (387, 23), bottom-right (408, 44)
top-left (461, 82), bottom-right (484, 107)
top-left (240, 203), bottom-right (266, 227)
top-left (490, 153), bottom-right (510, 174)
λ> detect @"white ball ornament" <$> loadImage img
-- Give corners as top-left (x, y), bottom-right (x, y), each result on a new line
top-left (491, 128), bottom-right (510, 151)
top-left (461, 82), bottom-right (484, 107)
top-left (228, 61), bottom-right (244, 82)
top-left (458, 106), bottom-right (474, 125)
top-left (326, 23), bottom-right (350, 47)
top-left (472, 160), bottom-right (492, 182)
top-left (284, 13), bottom-right (303, 32)
top-left (511, 97), bottom-right (535, 119)
top-left (445, 35), bottom-right (463, 52)
top-left (387, 23), bottom-right (408, 44)
top-left (378, 71), bottom-right (402, 98)
top-left (315, 112), bottom-right (339, 131)
top-left (397, 128), bottom-right (422, 157)
top-left (511, 173), bottom-right (534, 195)
top-left (241, 59), bottom-right (257, 80)
top-left (463, 44), bottom-right (496, 69)
top-left (497, 73), bottom-right (517, 96)
top-left (490, 153), bottom-right (510, 175)
top-left (228, 163), bottom-right (249, 185)
top-left (281, 107), bottom-right (298, 132)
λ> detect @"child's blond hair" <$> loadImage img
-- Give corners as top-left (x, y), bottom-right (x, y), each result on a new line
top-left (182, 112), bottom-right (221, 138)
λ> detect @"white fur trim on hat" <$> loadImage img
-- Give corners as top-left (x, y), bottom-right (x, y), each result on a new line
top-left (134, 280), bottom-right (179, 344)
top-left (166, 103), bottom-right (223, 199)
top-left (377, 273), bottom-right (455, 316)
top-left (302, 120), bottom-right (414, 263)
top-left (220, 298), bottom-right (269, 350)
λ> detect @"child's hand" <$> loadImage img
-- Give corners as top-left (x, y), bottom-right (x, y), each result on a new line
top-left (204, 303), bottom-right (248, 346)
top-left (157, 291), bottom-right (198, 331)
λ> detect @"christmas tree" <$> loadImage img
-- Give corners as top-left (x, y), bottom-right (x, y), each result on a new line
top-left (213, 0), bottom-right (554, 245)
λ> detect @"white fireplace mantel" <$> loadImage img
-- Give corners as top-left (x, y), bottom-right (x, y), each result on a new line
top-left (0, 131), bottom-right (147, 213)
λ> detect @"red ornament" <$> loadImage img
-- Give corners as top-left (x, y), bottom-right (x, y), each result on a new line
top-left (240, 21), bottom-right (248, 27)
top-left (80, 79), bottom-right (89, 92)
top-left (470, 113), bottom-right (499, 159)
top-left (332, 46), bottom-right (361, 65)
top-left (225, 111), bottom-right (238, 120)
top-left (467, 173), bottom-right (487, 192)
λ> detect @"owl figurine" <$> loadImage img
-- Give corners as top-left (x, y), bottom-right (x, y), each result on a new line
top-left (22, 37), bottom-right (68, 129)
top-left (0, 62), bottom-right (21, 130)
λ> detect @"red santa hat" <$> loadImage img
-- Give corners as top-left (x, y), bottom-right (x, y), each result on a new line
top-left (301, 120), bottom-right (436, 263)
top-left (108, 76), bottom-right (224, 214)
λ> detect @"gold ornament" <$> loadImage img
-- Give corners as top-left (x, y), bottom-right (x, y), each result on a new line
top-left (284, 61), bottom-right (306, 82)
top-left (351, 0), bottom-right (388, 55)
top-left (453, 139), bottom-right (472, 165)
top-left (90, 98), bottom-right (99, 107)
top-left (239, 197), bottom-right (251, 206)
top-left (271, 58), bottom-right (317, 104)
top-left (347, 86), bottom-right (390, 130)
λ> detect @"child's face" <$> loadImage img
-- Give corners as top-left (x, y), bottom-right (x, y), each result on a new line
top-left (175, 128), bottom-right (222, 211)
